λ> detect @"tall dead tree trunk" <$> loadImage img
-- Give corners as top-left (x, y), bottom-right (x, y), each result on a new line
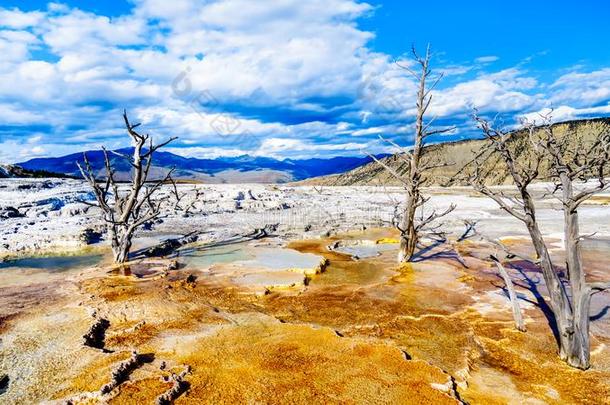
top-left (368, 45), bottom-right (455, 262)
top-left (465, 113), bottom-right (610, 369)
top-left (78, 111), bottom-right (177, 263)
top-left (534, 117), bottom-right (610, 368)
top-left (397, 50), bottom-right (428, 262)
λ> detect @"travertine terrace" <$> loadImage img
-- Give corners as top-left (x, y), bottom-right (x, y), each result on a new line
top-left (1, 179), bottom-right (609, 403)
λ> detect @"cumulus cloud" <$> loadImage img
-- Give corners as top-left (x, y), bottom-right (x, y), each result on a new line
top-left (520, 104), bottom-right (610, 124)
top-left (257, 137), bottom-right (368, 158)
top-left (0, 8), bottom-right (44, 29)
top-left (549, 68), bottom-right (610, 106)
top-left (0, 1), bottom-right (608, 162)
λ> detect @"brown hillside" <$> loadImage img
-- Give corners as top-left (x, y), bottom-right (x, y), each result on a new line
top-left (300, 118), bottom-right (610, 186)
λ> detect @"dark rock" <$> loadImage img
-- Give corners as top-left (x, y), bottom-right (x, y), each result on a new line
top-left (155, 365), bottom-right (191, 405)
top-left (83, 317), bottom-right (110, 350)
top-left (80, 228), bottom-right (103, 245)
top-left (0, 374), bottom-right (9, 395)
top-left (100, 351), bottom-right (154, 395)
top-left (0, 207), bottom-right (24, 219)
top-left (40, 180), bottom-right (60, 189)
top-left (143, 233), bottom-right (198, 257)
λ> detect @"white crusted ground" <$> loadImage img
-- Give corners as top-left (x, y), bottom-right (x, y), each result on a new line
top-left (2, 178), bottom-right (610, 258)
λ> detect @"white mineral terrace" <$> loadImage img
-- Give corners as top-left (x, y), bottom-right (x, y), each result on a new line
top-left (2, 178), bottom-right (610, 259)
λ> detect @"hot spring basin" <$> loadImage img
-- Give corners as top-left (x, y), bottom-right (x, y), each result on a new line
top-left (201, 246), bottom-right (327, 293)
top-left (330, 240), bottom-right (397, 259)
top-left (0, 253), bottom-right (103, 273)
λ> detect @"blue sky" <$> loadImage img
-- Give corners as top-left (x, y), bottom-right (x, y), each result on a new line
top-left (0, 0), bottom-right (609, 162)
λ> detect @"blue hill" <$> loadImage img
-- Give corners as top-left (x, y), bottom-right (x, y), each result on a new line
top-left (18, 149), bottom-right (387, 183)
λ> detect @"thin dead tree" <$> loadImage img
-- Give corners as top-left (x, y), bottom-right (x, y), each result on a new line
top-left (465, 220), bottom-right (527, 332)
top-left (170, 180), bottom-right (205, 216)
top-left (368, 45), bottom-right (455, 262)
top-left (465, 113), bottom-right (610, 369)
top-left (491, 253), bottom-right (526, 332)
top-left (78, 111), bottom-right (177, 263)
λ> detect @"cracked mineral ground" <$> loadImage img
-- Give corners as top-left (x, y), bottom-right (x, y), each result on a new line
top-left (1, 181), bottom-right (609, 404)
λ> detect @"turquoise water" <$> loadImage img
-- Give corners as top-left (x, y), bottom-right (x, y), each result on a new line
top-left (179, 244), bottom-right (323, 272)
top-left (179, 244), bottom-right (253, 268)
top-left (0, 253), bottom-right (104, 272)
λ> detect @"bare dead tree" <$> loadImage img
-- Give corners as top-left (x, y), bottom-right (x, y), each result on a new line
top-left (464, 113), bottom-right (610, 369)
top-left (170, 180), bottom-right (204, 216)
top-left (529, 114), bottom-right (610, 368)
top-left (312, 185), bottom-right (325, 195)
top-left (368, 45), bottom-right (455, 262)
top-left (78, 111), bottom-right (177, 263)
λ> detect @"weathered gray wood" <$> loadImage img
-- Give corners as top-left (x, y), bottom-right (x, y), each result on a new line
top-left (465, 115), bottom-right (610, 369)
top-left (77, 111), bottom-right (177, 263)
top-left (371, 45), bottom-right (455, 263)
top-left (492, 256), bottom-right (526, 332)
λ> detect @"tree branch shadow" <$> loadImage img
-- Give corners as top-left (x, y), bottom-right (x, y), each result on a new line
top-left (411, 238), bottom-right (469, 268)
top-left (590, 305), bottom-right (609, 322)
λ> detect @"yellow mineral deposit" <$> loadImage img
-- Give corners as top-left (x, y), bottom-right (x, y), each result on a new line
top-left (1, 229), bottom-right (609, 403)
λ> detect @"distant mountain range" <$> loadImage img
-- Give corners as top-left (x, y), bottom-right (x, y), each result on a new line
top-left (17, 149), bottom-right (388, 183)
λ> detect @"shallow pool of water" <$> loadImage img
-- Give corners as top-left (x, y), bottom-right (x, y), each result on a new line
top-left (179, 243), bottom-right (253, 269)
top-left (237, 248), bottom-right (323, 271)
top-left (334, 243), bottom-right (397, 259)
top-left (180, 242), bottom-right (324, 272)
top-left (0, 253), bottom-right (104, 272)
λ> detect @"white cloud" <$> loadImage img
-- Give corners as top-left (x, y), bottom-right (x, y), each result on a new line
top-left (164, 146), bottom-right (248, 159)
top-left (0, 29), bottom-right (39, 62)
top-left (550, 68), bottom-right (610, 106)
top-left (430, 78), bottom-right (535, 117)
top-left (521, 104), bottom-right (610, 124)
top-left (28, 134), bottom-right (43, 144)
top-left (257, 137), bottom-right (367, 157)
top-left (0, 102), bottom-right (40, 124)
top-left (475, 56), bottom-right (499, 64)
top-left (41, 9), bottom-right (148, 53)
top-left (0, 1), bottom-right (608, 162)
top-left (0, 8), bottom-right (44, 29)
